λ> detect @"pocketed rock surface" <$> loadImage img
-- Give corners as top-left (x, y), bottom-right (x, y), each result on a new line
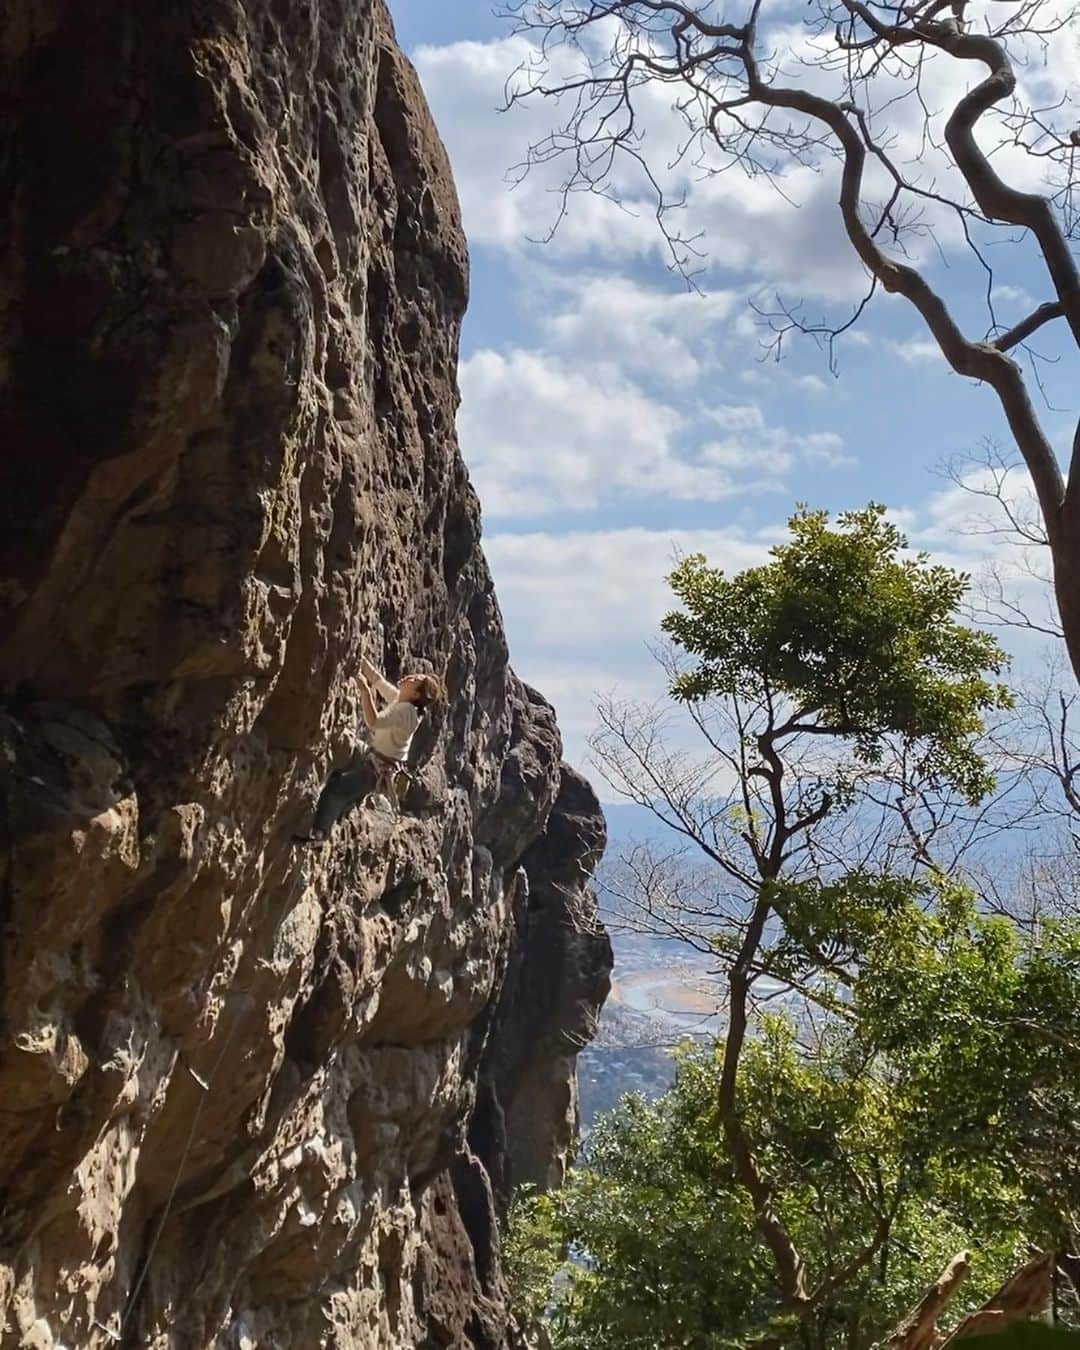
top-left (0, 2), bottom-right (611, 1344)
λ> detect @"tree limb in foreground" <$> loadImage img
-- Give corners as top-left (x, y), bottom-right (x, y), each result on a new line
top-left (502, 0), bottom-right (1080, 680)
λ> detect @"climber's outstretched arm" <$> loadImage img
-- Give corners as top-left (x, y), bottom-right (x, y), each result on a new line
top-left (360, 656), bottom-right (399, 705)
top-left (358, 677), bottom-right (379, 731)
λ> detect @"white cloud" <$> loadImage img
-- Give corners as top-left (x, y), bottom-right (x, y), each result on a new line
top-left (413, 35), bottom-right (665, 260)
top-left (692, 161), bottom-right (875, 302)
top-left (459, 349), bottom-right (720, 515)
top-left (995, 284), bottom-right (1036, 309)
top-left (890, 337), bottom-right (943, 365)
top-left (702, 406), bottom-right (854, 473)
top-left (912, 465), bottom-right (1043, 548)
top-left (413, 33), bottom-right (877, 301)
top-left (709, 404), bottom-right (765, 432)
top-left (486, 525), bottom-right (769, 657)
top-left (458, 349), bottom-right (852, 517)
top-left (800, 432), bottom-right (853, 467)
top-left (703, 440), bottom-right (793, 475)
top-left (414, 16), bottom-right (1075, 326)
top-left (486, 525), bottom-right (772, 766)
top-left (542, 276), bottom-right (739, 384)
top-left (738, 365), bottom-right (834, 396)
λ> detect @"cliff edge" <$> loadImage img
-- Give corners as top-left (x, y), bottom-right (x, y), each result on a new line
top-left (0, 1), bottom-right (611, 1344)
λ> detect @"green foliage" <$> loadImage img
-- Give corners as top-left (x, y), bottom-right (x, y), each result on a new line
top-left (662, 505), bottom-right (1011, 801)
top-left (501, 508), bottom-right (1080, 1350)
top-left (522, 1019), bottom-right (1025, 1349)
top-left (501, 1186), bottom-right (565, 1333)
top-left (509, 887), bottom-right (1080, 1350)
top-left (775, 870), bottom-right (1080, 1221)
top-left (850, 881), bottom-right (1080, 1229)
top-left (968, 1327), bottom-right (1080, 1350)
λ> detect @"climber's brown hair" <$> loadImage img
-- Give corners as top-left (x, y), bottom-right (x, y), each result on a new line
top-left (398, 671), bottom-right (446, 712)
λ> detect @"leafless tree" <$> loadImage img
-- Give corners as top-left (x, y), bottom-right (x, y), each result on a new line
top-left (1002, 658), bottom-right (1080, 832)
top-left (591, 690), bottom-right (846, 1309)
top-left (939, 440), bottom-right (1062, 639)
top-left (927, 441), bottom-right (1080, 842)
top-left (586, 638), bottom-right (1049, 1321)
top-left (500, 0), bottom-right (1080, 679)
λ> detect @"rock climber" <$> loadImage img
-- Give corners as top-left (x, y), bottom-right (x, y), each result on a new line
top-left (295, 657), bottom-right (446, 844)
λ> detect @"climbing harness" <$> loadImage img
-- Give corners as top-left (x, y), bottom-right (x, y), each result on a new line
top-left (367, 751), bottom-right (413, 815)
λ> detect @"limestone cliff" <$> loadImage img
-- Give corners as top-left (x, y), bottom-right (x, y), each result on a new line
top-left (0, 2), bottom-right (611, 1345)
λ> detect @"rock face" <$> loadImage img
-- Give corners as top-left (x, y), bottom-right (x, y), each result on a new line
top-left (0, 2), bottom-right (611, 1346)
top-left (476, 766), bottom-right (610, 1198)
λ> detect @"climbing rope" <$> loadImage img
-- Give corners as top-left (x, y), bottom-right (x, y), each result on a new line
top-left (102, 854), bottom-right (310, 1345)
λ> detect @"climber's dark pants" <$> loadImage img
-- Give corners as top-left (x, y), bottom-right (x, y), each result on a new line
top-left (311, 756), bottom-right (377, 834)
top-left (310, 752), bottom-right (405, 834)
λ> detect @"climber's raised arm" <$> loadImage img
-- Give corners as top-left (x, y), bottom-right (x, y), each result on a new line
top-left (357, 675), bottom-right (379, 731)
top-left (360, 656), bottom-right (399, 705)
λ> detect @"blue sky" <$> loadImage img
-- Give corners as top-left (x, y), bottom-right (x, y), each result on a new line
top-left (387, 0), bottom-right (1073, 785)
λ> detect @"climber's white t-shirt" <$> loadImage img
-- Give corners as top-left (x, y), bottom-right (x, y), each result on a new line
top-left (370, 699), bottom-right (419, 763)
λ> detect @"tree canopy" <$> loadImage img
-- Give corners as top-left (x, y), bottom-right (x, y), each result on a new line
top-left (508, 884), bottom-right (1080, 1349)
top-left (503, 507), bottom-right (1080, 1349)
top-left (663, 504), bottom-right (1011, 801)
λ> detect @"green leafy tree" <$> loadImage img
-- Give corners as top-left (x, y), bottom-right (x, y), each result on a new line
top-left (513, 507), bottom-right (1079, 1348)
top-left (502, 1184), bottom-right (565, 1332)
top-left (663, 505), bottom-right (1010, 801)
top-left (511, 887), bottom-right (1080, 1349)
top-left (591, 507), bottom-right (1013, 1321)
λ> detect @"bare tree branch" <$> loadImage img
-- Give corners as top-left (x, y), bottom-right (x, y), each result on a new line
top-left (993, 300), bottom-right (1067, 352)
top-left (501, 0), bottom-right (1080, 681)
